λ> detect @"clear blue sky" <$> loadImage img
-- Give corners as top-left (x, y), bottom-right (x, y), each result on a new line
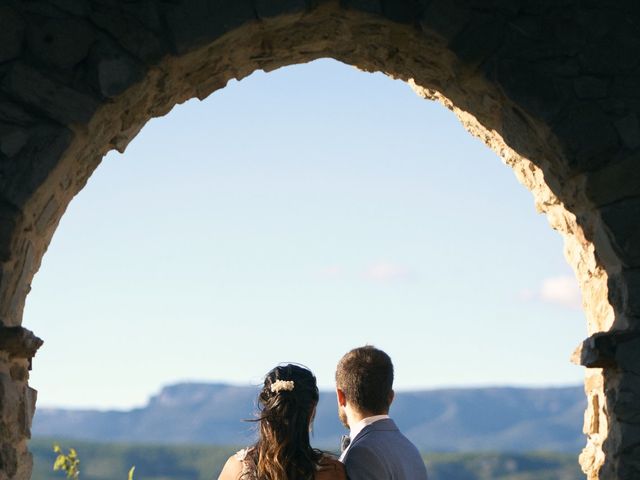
top-left (23, 59), bottom-right (586, 409)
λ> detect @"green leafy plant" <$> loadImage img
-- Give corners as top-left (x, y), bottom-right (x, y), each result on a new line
top-left (53, 445), bottom-right (80, 479)
top-left (52, 444), bottom-right (135, 479)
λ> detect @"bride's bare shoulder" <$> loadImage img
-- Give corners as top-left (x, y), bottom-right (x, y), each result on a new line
top-left (316, 455), bottom-right (346, 480)
top-left (217, 451), bottom-right (245, 480)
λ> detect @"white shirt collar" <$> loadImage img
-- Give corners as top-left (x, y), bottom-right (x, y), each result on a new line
top-left (349, 414), bottom-right (390, 442)
top-left (339, 414), bottom-right (390, 461)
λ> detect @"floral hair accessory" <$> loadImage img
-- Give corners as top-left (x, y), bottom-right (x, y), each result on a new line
top-left (270, 380), bottom-right (295, 393)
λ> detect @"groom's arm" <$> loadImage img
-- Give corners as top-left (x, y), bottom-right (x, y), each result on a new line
top-left (343, 445), bottom-right (386, 480)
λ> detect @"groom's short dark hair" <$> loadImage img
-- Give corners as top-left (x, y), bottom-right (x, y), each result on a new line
top-left (336, 345), bottom-right (394, 415)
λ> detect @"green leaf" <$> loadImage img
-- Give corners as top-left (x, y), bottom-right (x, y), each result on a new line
top-left (50, 444), bottom-right (81, 479)
top-left (53, 456), bottom-right (65, 471)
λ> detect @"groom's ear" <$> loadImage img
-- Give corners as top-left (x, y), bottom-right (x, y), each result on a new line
top-left (388, 389), bottom-right (395, 407)
top-left (336, 388), bottom-right (347, 407)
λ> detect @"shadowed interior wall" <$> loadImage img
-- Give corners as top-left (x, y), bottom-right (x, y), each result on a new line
top-left (0, 1), bottom-right (639, 479)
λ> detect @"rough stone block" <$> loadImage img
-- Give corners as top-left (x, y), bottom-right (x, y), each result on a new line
top-left (5, 123), bottom-right (73, 208)
top-left (0, 374), bottom-right (19, 421)
top-left (21, 1), bottom-right (68, 18)
top-left (600, 198), bottom-right (640, 267)
top-left (99, 57), bottom-right (144, 98)
top-left (497, 104), bottom-right (534, 156)
top-left (0, 124), bottom-right (28, 158)
top-left (0, 6), bottom-right (25, 63)
top-left (48, 0), bottom-right (91, 16)
top-left (492, 59), bottom-right (569, 123)
top-left (580, 31), bottom-right (640, 74)
top-left (501, 12), bottom-right (584, 60)
top-left (2, 241), bottom-right (34, 328)
top-left (17, 397), bottom-right (26, 440)
top-left (450, 13), bottom-right (504, 67)
top-left (23, 388), bottom-right (36, 439)
top-left (14, 447), bottom-right (34, 480)
top-left (505, 14), bottom-right (544, 40)
top-left (470, 0), bottom-right (521, 15)
top-left (553, 14), bottom-right (587, 50)
top-left (613, 75), bottom-right (640, 99)
top-left (126, 1), bottom-right (165, 31)
top-left (575, 6), bottom-right (614, 38)
top-left (574, 76), bottom-right (608, 99)
top-left (619, 446), bottom-right (640, 479)
top-left (382, 0), bottom-right (422, 24)
top-left (615, 374), bottom-right (640, 423)
top-left (161, 0), bottom-right (256, 54)
top-left (617, 338), bottom-right (640, 376)
top-left (1, 63), bottom-right (99, 125)
top-left (573, 330), bottom-right (640, 371)
top-left (0, 441), bottom-right (18, 478)
top-left (584, 151), bottom-right (640, 206)
top-left (255, 0), bottom-right (312, 18)
top-left (17, 387), bottom-right (36, 439)
top-left (551, 102), bottom-right (620, 172)
top-left (615, 113), bottom-right (640, 150)
top-left (619, 421), bottom-right (640, 451)
top-left (520, 0), bottom-right (578, 15)
top-left (340, 0), bottom-right (382, 15)
top-left (607, 269), bottom-right (640, 318)
top-left (420, 0), bottom-right (471, 43)
top-left (90, 3), bottom-right (167, 64)
top-left (0, 200), bottom-right (22, 262)
top-left (572, 332), bottom-right (618, 368)
top-left (8, 365), bottom-right (27, 383)
top-left (35, 196), bottom-right (59, 235)
top-left (0, 328), bottom-right (43, 361)
top-left (542, 57), bottom-right (581, 77)
top-left (0, 95), bottom-right (34, 126)
top-left (26, 17), bottom-right (95, 70)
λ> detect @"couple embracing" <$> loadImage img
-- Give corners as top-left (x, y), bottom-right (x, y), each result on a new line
top-left (218, 346), bottom-right (428, 480)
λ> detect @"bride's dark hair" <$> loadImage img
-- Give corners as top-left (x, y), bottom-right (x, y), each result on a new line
top-left (251, 364), bottom-right (323, 479)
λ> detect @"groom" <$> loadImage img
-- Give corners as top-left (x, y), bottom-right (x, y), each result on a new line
top-left (336, 346), bottom-right (428, 479)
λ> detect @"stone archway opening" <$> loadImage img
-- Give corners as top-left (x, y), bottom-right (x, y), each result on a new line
top-left (0, 2), bottom-right (637, 479)
top-left (25, 56), bottom-right (586, 418)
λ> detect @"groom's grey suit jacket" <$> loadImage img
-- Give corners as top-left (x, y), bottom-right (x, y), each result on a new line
top-left (341, 419), bottom-right (428, 480)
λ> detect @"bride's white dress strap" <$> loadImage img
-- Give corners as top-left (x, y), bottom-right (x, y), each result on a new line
top-left (234, 448), bottom-right (257, 479)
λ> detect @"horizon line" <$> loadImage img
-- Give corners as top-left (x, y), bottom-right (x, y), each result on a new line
top-left (35, 380), bottom-right (584, 412)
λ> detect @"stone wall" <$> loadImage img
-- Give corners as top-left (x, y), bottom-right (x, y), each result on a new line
top-left (0, 328), bottom-right (40, 479)
top-left (0, 1), bottom-right (638, 478)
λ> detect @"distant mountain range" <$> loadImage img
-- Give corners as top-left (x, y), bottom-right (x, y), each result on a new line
top-left (33, 383), bottom-right (587, 452)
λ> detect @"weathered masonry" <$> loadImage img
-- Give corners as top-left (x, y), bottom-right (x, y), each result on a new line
top-left (0, 1), bottom-right (639, 478)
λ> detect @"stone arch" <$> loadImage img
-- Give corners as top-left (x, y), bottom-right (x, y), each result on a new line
top-left (0, 1), bottom-right (638, 479)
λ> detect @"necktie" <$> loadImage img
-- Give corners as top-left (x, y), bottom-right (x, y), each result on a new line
top-left (340, 434), bottom-right (351, 452)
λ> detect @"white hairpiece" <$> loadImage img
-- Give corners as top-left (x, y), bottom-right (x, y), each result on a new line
top-left (270, 380), bottom-right (295, 393)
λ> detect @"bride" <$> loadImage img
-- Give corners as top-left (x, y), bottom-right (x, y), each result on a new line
top-left (218, 364), bottom-right (346, 480)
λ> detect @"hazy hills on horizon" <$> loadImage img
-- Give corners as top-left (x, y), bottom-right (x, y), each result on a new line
top-left (33, 382), bottom-right (587, 452)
